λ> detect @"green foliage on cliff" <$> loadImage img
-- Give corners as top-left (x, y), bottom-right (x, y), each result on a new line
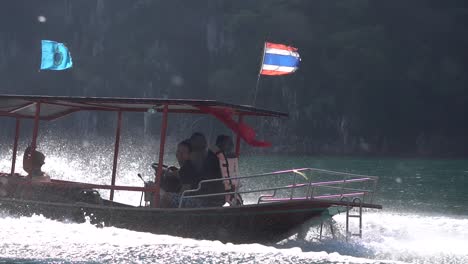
top-left (1, 0), bottom-right (467, 156)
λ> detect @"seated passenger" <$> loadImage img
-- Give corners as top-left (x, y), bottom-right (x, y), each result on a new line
top-left (211, 135), bottom-right (243, 206)
top-left (177, 140), bottom-right (199, 191)
top-left (23, 146), bottom-right (50, 182)
top-left (189, 132), bottom-right (208, 171)
top-left (190, 132), bottom-right (225, 207)
top-left (170, 139), bottom-right (204, 208)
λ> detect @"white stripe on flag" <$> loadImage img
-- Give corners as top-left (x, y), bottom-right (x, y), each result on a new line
top-left (261, 64), bottom-right (298, 72)
top-left (265, 48), bottom-right (300, 57)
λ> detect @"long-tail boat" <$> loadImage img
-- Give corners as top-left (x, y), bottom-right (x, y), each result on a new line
top-left (0, 95), bottom-right (382, 243)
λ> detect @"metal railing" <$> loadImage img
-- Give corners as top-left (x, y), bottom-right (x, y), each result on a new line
top-left (178, 168), bottom-right (379, 208)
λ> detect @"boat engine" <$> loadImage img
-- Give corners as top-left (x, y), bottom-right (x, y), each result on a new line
top-left (143, 181), bottom-right (156, 204)
top-left (137, 173), bottom-right (155, 207)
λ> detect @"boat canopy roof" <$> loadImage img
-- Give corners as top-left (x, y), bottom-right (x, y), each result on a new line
top-left (0, 94), bottom-right (288, 121)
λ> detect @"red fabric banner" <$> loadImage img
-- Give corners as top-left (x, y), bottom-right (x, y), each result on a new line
top-left (197, 106), bottom-right (271, 147)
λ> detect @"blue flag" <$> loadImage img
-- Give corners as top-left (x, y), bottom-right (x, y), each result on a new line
top-left (40, 40), bottom-right (73, 70)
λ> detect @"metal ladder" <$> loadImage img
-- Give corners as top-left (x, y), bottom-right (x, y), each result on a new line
top-left (342, 197), bottom-right (363, 241)
top-left (319, 219), bottom-right (336, 240)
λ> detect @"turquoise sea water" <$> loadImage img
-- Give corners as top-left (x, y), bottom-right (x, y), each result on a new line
top-left (243, 155), bottom-right (468, 215)
top-left (0, 140), bottom-right (467, 263)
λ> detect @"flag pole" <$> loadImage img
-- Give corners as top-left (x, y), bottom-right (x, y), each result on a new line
top-left (252, 42), bottom-right (267, 106)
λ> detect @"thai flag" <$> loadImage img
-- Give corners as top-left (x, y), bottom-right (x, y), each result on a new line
top-left (260, 42), bottom-right (300, 76)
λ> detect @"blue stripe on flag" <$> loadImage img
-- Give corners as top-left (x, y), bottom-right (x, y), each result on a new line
top-left (263, 53), bottom-right (300, 68)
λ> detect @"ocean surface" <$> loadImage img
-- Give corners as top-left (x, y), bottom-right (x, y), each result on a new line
top-left (0, 140), bottom-right (467, 264)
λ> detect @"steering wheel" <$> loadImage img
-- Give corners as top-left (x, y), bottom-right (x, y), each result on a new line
top-left (151, 162), bottom-right (168, 171)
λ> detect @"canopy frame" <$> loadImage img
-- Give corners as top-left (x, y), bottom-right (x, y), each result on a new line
top-left (1, 94), bottom-right (287, 208)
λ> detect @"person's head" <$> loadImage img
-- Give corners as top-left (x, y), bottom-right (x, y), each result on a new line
top-left (23, 146), bottom-right (45, 174)
top-left (32, 151), bottom-right (45, 168)
top-left (176, 140), bottom-right (192, 166)
top-left (189, 132), bottom-right (207, 153)
top-left (216, 135), bottom-right (234, 153)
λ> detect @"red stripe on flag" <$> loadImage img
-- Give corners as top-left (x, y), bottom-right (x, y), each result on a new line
top-left (260, 70), bottom-right (294, 76)
top-left (265, 42), bottom-right (298, 51)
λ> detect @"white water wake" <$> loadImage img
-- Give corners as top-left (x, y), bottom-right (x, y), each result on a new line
top-left (358, 211), bottom-right (468, 263)
top-left (0, 213), bottom-right (395, 264)
top-left (0, 211), bottom-right (466, 263)
top-left (278, 211), bottom-right (468, 264)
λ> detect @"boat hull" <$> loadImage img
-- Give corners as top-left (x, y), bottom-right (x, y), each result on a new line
top-left (0, 197), bottom-right (339, 243)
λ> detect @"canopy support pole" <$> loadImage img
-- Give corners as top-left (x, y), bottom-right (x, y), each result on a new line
top-left (10, 118), bottom-right (21, 175)
top-left (27, 102), bottom-right (42, 182)
top-left (31, 103), bottom-right (41, 152)
top-left (110, 110), bottom-right (122, 201)
top-left (154, 104), bottom-right (169, 208)
top-left (235, 115), bottom-right (243, 157)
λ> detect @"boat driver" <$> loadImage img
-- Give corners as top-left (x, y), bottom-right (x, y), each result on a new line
top-left (167, 139), bottom-right (204, 208)
top-left (23, 146), bottom-right (51, 182)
